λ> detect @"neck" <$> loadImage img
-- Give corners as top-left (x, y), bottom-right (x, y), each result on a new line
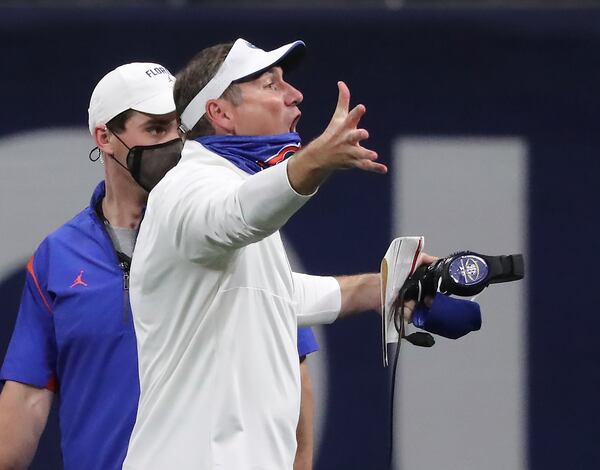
top-left (102, 161), bottom-right (147, 229)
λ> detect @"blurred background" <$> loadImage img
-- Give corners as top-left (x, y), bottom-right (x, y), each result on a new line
top-left (1, 1), bottom-right (598, 469)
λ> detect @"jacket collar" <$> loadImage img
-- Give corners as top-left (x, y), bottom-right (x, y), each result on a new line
top-left (89, 181), bottom-right (106, 211)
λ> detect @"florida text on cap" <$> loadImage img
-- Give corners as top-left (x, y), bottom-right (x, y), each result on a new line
top-left (179, 38), bottom-right (306, 134)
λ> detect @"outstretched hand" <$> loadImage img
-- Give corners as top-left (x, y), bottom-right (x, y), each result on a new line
top-left (287, 81), bottom-right (387, 195)
top-left (315, 81), bottom-right (388, 173)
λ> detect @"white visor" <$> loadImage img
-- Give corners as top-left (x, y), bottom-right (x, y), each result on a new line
top-left (179, 38), bottom-right (305, 133)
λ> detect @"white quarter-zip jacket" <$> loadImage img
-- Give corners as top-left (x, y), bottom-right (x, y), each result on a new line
top-left (124, 140), bottom-right (341, 470)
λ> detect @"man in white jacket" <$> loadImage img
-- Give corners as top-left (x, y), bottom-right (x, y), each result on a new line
top-left (124, 38), bottom-right (420, 470)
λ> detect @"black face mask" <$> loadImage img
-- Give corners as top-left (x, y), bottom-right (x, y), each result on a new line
top-left (108, 130), bottom-right (184, 192)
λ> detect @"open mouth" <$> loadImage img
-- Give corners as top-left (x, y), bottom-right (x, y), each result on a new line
top-left (290, 113), bottom-right (301, 132)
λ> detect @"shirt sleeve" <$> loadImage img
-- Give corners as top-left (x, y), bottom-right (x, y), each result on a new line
top-left (163, 149), bottom-right (315, 263)
top-left (293, 273), bottom-right (341, 327)
top-left (297, 327), bottom-right (319, 358)
top-left (0, 250), bottom-right (58, 392)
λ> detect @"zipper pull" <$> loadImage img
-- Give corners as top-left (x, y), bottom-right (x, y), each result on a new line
top-left (120, 262), bottom-right (130, 290)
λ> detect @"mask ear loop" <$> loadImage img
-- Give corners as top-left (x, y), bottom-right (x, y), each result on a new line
top-left (89, 125), bottom-right (112, 164)
top-left (89, 126), bottom-right (110, 163)
top-left (101, 126), bottom-right (133, 173)
top-left (88, 146), bottom-right (101, 162)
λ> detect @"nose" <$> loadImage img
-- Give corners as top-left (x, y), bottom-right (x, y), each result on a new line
top-left (285, 82), bottom-right (303, 107)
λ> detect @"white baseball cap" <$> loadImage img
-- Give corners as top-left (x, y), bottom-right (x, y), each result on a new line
top-left (179, 38), bottom-right (305, 133)
top-left (88, 62), bottom-right (176, 135)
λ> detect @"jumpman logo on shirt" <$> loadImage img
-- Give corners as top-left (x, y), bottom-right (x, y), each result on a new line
top-left (69, 270), bottom-right (88, 288)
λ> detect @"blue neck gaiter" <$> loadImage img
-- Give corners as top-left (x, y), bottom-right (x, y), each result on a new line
top-left (197, 132), bottom-right (301, 175)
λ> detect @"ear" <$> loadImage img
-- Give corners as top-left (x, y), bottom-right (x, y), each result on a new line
top-left (95, 126), bottom-right (114, 155)
top-left (205, 98), bottom-right (236, 134)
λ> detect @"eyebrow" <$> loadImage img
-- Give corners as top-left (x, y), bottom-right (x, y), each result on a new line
top-left (141, 116), bottom-right (177, 127)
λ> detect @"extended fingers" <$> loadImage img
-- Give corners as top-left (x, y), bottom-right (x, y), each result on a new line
top-left (333, 81), bottom-right (350, 118)
top-left (355, 147), bottom-right (378, 161)
top-left (346, 103), bottom-right (366, 129)
top-left (346, 146), bottom-right (387, 174)
top-left (357, 159), bottom-right (388, 174)
top-left (347, 128), bottom-right (369, 144)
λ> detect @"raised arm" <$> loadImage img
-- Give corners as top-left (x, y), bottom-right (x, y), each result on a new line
top-left (169, 81), bottom-right (387, 262)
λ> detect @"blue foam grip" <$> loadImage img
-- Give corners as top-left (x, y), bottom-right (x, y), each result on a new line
top-left (412, 293), bottom-right (482, 339)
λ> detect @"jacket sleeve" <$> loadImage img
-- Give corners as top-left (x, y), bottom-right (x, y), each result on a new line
top-left (293, 272), bottom-right (341, 327)
top-left (163, 155), bottom-right (315, 263)
top-left (0, 244), bottom-right (58, 392)
top-left (297, 327), bottom-right (319, 358)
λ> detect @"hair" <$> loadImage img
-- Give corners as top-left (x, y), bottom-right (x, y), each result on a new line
top-left (174, 42), bottom-right (243, 139)
top-left (105, 109), bottom-right (135, 134)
